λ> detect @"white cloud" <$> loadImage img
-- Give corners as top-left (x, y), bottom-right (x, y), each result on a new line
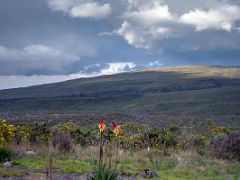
top-left (116, 21), bottom-right (151, 49)
top-left (106, 0), bottom-right (240, 49)
top-left (48, 0), bottom-right (111, 19)
top-left (124, 1), bottom-right (173, 25)
top-left (148, 61), bottom-right (163, 67)
top-left (116, 20), bottom-right (170, 49)
top-left (100, 62), bottom-right (136, 75)
top-left (180, 5), bottom-right (240, 31)
top-left (70, 2), bottom-right (111, 19)
top-left (114, 1), bottom-right (174, 49)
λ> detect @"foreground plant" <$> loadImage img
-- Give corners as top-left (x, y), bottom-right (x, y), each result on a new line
top-left (98, 119), bottom-right (106, 166)
top-left (93, 161), bottom-right (118, 180)
top-left (112, 121), bottom-right (121, 168)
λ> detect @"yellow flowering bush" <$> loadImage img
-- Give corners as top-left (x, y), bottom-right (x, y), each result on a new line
top-left (14, 125), bottom-right (32, 145)
top-left (59, 122), bottom-right (75, 133)
top-left (211, 125), bottom-right (228, 136)
top-left (194, 134), bottom-right (208, 146)
top-left (0, 120), bottom-right (15, 148)
top-left (194, 134), bottom-right (208, 155)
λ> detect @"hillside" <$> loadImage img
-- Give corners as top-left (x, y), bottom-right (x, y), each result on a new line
top-left (0, 65), bottom-right (240, 128)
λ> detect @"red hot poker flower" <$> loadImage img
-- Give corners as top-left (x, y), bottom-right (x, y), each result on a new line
top-left (112, 120), bottom-right (120, 137)
top-left (98, 119), bottom-right (106, 134)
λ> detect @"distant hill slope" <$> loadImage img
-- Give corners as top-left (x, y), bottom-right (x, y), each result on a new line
top-left (0, 65), bottom-right (240, 128)
top-left (0, 65), bottom-right (240, 99)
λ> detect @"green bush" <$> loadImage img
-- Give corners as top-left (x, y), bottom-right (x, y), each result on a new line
top-left (0, 148), bottom-right (13, 162)
top-left (71, 128), bottom-right (95, 147)
top-left (14, 123), bottom-right (50, 145)
top-left (194, 134), bottom-right (208, 155)
top-left (146, 128), bottom-right (177, 154)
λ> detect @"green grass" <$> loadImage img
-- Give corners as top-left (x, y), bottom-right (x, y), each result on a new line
top-left (13, 157), bottom-right (48, 171)
top-left (117, 156), bottom-right (227, 180)
top-left (154, 169), bottom-right (225, 180)
top-left (0, 167), bottom-right (23, 176)
top-left (148, 154), bottom-right (177, 171)
top-left (225, 161), bottom-right (240, 177)
top-left (12, 156), bottom-right (93, 174)
top-left (118, 158), bottom-right (146, 175)
top-left (55, 159), bottom-right (93, 173)
top-left (117, 151), bottom-right (235, 179)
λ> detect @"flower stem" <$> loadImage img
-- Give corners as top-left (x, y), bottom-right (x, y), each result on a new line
top-left (99, 133), bottom-right (103, 167)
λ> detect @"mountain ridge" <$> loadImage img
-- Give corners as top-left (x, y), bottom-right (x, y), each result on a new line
top-left (0, 65), bottom-right (239, 128)
top-left (0, 65), bottom-right (240, 99)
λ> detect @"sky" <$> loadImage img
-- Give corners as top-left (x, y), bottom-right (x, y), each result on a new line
top-left (0, 0), bottom-right (240, 89)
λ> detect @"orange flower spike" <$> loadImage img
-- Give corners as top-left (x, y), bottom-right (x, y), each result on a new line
top-left (98, 119), bottom-right (106, 134)
top-left (112, 121), bottom-right (121, 137)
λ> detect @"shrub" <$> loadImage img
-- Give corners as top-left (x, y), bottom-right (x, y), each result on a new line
top-left (225, 132), bottom-right (240, 160)
top-left (30, 123), bottom-right (50, 144)
top-left (52, 130), bottom-right (72, 153)
top-left (14, 123), bottom-right (50, 145)
top-left (15, 125), bottom-right (31, 144)
top-left (160, 130), bottom-right (177, 152)
top-left (59, 122), bottom-right (75, 133)
top-left (194, 134), bottom-right (208, 155)
top-left (145, 128), bottom-right (161, 148)
top-left (208, 133), bottom-right (228, 158)
top-left (121, 133), bottom-right (145, 150)
top-left (120, 122), bottom-right (146, 149)
top-left (210, 125), bottom-right (228, 136)
top-left (146, 128), bottom-right (177, 154)
top-left (0, 148), bottom-right (13, 162)
top-left (209, 132), bottom-right (240, 160)
top-left (0, 120), bottom-right (15, 148)
top-left (71, 128), bottom-right (95, 147)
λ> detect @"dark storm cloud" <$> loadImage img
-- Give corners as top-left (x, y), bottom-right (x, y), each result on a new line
top-left (0, 0), bottom-right (240, 89)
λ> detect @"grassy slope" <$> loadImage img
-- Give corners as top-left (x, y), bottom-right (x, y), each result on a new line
top-left (0, 65), bottom-right (240, 128)
top-left (0, 65), bottom-right (240, 99)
